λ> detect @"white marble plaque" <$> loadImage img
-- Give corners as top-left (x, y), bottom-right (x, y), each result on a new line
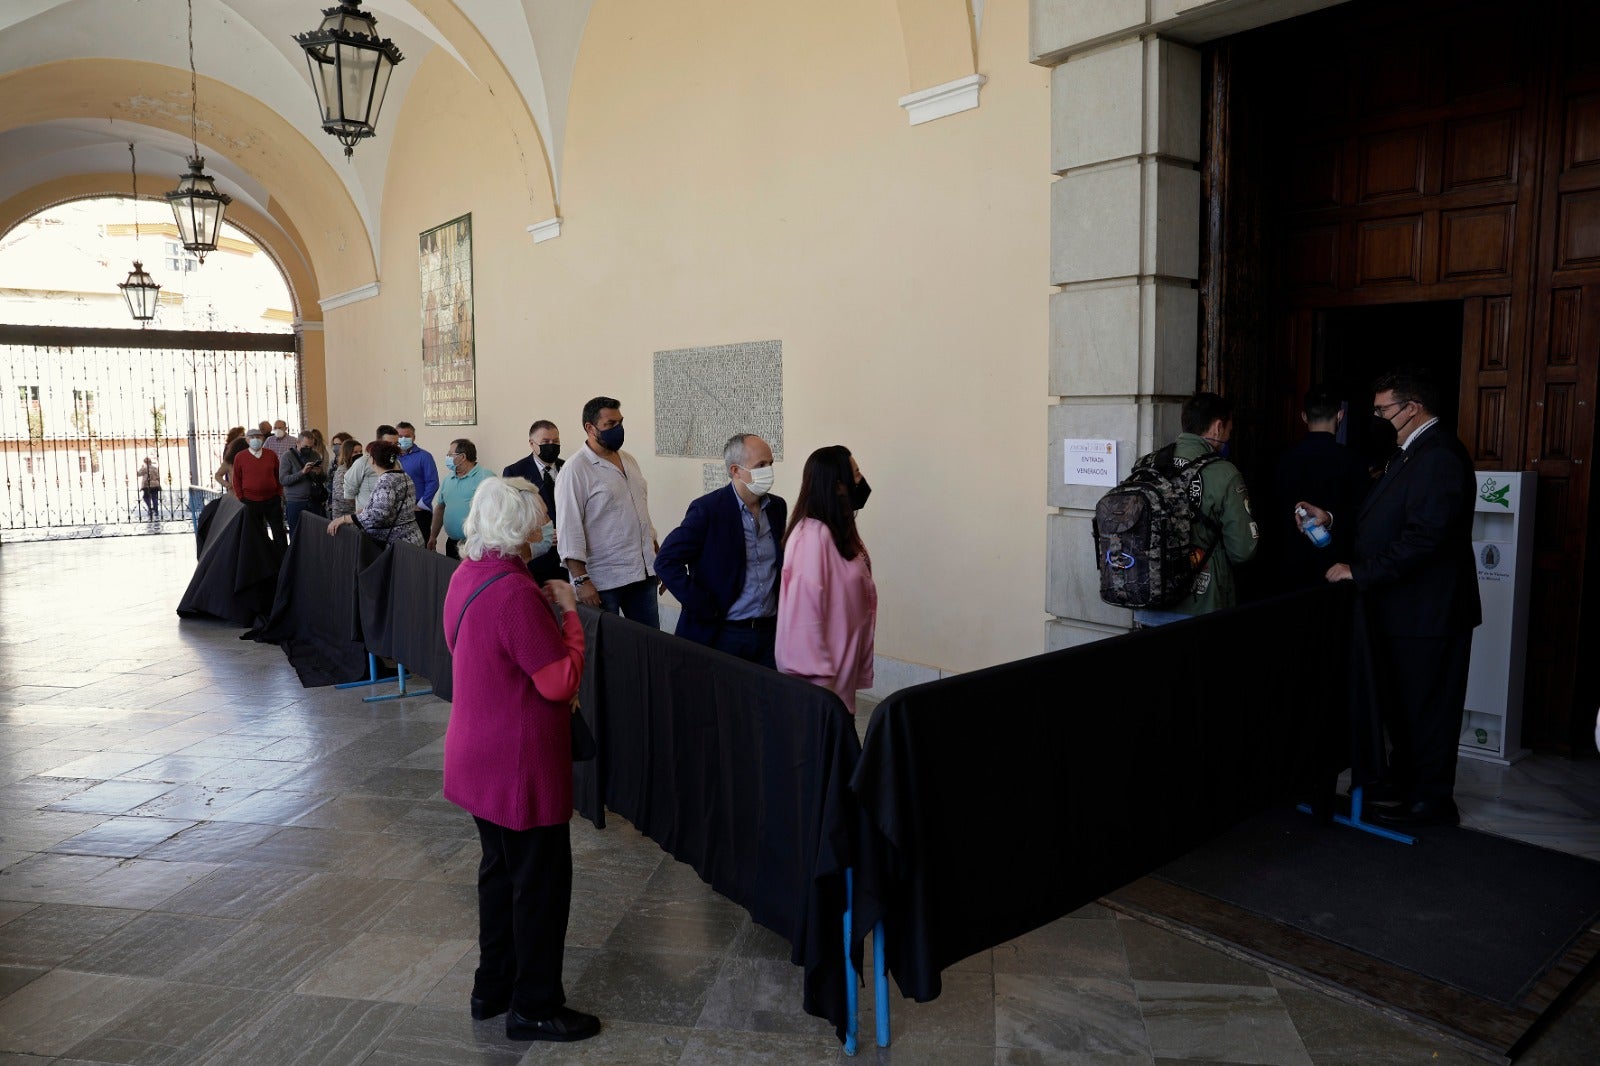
top-left (654, 340), bottom-right (783, 459)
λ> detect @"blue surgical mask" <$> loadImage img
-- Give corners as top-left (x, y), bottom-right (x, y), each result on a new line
top-left (398, 437), bottom-right (414, 451)
top-left (444, 454), bottom-right (457, 473)
top-left (529, 521), bottom-right (556, 558)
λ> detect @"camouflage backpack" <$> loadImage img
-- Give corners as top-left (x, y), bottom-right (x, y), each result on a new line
top-left (1092, 443), bottom-right (1222, 609)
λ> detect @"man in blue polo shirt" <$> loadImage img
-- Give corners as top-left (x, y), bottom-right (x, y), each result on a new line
top-left (429, 438), bottom-right (494, 558)
top-left (396, 420), bottom-right (440, 539)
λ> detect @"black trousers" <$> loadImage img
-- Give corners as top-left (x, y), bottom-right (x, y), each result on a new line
top-left (242, 496), bottom-right (286, 545)
top-left (1374, 629), bottom-right (1473, 803)
top-left (472, 816), bottom-right (572, 1017)
top-left (445, 536), bottom-right (461, 560)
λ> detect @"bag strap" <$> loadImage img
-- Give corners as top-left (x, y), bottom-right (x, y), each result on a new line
top-left (450, 570), bottom-right (513, 644)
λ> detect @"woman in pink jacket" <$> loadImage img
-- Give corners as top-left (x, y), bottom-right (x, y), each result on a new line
top-left (776, 445), bottom-right (877, 713)
top-left (442, 477), bottom-right (600, 1043)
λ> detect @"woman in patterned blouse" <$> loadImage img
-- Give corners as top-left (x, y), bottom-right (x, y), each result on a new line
top-left (326, 439), bottom-right (424, 545)
top-left (328, 438), bottom-right (362, 520)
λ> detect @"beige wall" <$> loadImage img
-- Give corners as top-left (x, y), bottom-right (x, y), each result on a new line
top-left (324, 0), bottom-right (1050, 677)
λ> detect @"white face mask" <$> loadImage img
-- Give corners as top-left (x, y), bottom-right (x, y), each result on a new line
top-left (529, 521), bottom-right (556, 558)
top-left (745, 465), bottom-right (775, 497)
top-left (247, 438), bottom-right (264, 453)
top-left (273, 428), bottom-right (287, 439)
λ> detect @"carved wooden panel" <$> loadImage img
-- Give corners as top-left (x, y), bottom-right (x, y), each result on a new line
top-left (1358, 127), bottom-right (1427, 201)
top-left (1549, 288), bottom-right (1582, 365)
top-left (1563, 92), bottom-right (1600, 169)
top-left (1444, 112), bottom-right (1518, 188)
top-left (1355, 216), bottom-right (1422, 284)
top-left (1541, 382), bottom-right (1577, 458)
top-left (1557, 189), bottom-right (1600, 268)
top-left (1476, 387), bottom-right (1506, 461)
top-left (1286, 227), bottom-right (1338, 289)
top-left (1481, 295), bottom-right (1512, 370)
top-left (1534, 477), bottom-right (1569, 555)
top-left (1286, 141), bottom-right (1342, 209)
top-left (1441, 205), bottom-right (1515, 277)
top-left (1359, 41), bottom-right (1429, 115)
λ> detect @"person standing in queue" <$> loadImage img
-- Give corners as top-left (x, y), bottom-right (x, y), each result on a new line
top-left (554, 397), bottom-right (660, 627)
top-left (503, 420), bottom-right (566, 583)
top-left (431, 438), bottom-right (494, 558)
top-left (657, 433), bottom-right (786, 667)
top-left (1296, 367), bottom-right (1480, 828)
top-left (442, 477), bottom-right (600, 1043)
top-left (776, 445), bottom-right (876, 714)
top-left (232, 426), bottom-right (286, 545)
top-left (395, 420), bottom-right (440, 540)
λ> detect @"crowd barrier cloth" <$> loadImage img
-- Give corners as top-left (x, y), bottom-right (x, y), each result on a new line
top-left (176, 494), bottom-right (284, 626)
top-left (849, 584), bottom-right (1358, 1003)
top-left (247, 512), bottom-right (384, 686)
top-left (578, 610), bottom-right (864, 1043)
top-left (357, 541), bottom-right (460, 701)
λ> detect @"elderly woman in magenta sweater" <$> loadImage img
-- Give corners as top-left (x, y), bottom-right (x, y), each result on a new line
top-left (776, 445), bottom-right (877, 714)
top-left (442, 477), bottom-right (600, 1043)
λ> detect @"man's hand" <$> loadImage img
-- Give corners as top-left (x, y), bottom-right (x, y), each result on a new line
top-left (575, 582), bottom-right (601, 609)
top-left (426, 535), bottom-right (437, 552)
top-left (302, 462), bottom-right (316, 474)
top-left (1295, 501), bottom-right (1331, 528)
top-left (1325, 563), bottom-right (1353, 582)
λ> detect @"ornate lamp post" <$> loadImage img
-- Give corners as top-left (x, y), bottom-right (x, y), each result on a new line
top-left (293, 0), bottom-right (404, 159)
top-left (165, 0), bottom-right (231, 262)
top-left (120, 144), bottom-right (161, 323)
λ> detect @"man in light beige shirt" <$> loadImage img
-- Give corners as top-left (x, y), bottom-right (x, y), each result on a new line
top-left (554, 396), bottom-right (659, 628)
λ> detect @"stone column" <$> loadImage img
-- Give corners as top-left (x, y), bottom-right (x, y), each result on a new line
top-left (1044, 36), bottom-right (1203, 650)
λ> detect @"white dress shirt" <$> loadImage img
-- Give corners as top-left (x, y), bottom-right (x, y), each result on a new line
top-left (554, 443), bottom-right (658, 591)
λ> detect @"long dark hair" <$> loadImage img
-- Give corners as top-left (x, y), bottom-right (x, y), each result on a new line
top-left (784, 445), bottom-right (861, 561)
top-left (337, 438), bottom-right (362, 468)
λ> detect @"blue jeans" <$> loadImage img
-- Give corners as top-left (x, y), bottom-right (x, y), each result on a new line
top-left (284, 499), bottom-right (323, 541)
top-left (597, 578), bottom-right (659, 629)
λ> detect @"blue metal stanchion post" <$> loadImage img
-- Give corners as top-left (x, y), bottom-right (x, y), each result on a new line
top-left (1298, 784), bottom-right (1416, 845)
top-left (335, 653), bottom-right (385, 690)
top-left (334, 654), bottom-right (433, 702)
top-left (874, 919), bottom-right (889, 1047)
top-left (843, 868), bottom-right (859, 1055)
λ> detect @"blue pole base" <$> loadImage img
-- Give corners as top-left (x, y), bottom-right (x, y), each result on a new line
top-left (843, 868), bottom-right (859, 1056)
top-left (1298, 785), bottom-right (1416, 846)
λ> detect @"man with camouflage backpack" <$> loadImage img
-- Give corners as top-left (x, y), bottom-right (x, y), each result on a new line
top-left (1098, 392), bottom-right (1259, 626)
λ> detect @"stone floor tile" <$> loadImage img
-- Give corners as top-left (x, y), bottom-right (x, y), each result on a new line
top-left (354, 766), bottom-right (446, 799)
top-left (169, 734), bottom-right (281, 759)
top-left (696, 956), bottom-right (837, 1037)
top-left (138, 820), bottom-right (279, 862)
top-left (287, 793), bottom-right (414, 833)
top-left (176, 920), bottom-right (359, 991)
top-left (993, 914), bottom-right (1129, 981)
top-left (58, 981), bottom-right (280, 1066)
top-left (154, 862), bottom-right (316, 919)
top-left (0, 901), bottom-right (34, 927)
top-left (0, 853), bottom-right (123, 904)
top-left (993, 974), bottom-right (1149, 1058)
top-left (0, 775), bottom-right (98, 810)
top-left (859, 969), bottom-right (995, 1051)
top-left (243, 825), bottom-right (377, 868)
top-left (676, 1026), bottom-right (840, 1064)
top-left (194, 992), bottom-right (409, 1066)
top-left (203, 789), bottom-right (330, 826)
top-left (0, 903), bottom-right (142, 967)
top-left (196, 759), bottom-right (307, 791)
top-left (0, 964), bottom-right (45, 1000)
top-left (1275, 986), bottom-right (1503, 1065)
top-left (0, 969), bottom-right (162, 1056)
top-left (1135, 981), bottom-right (1312, 1065)
top-left (359, 1005), bottom-right (527, 1065)
top-left (123, 783), bottom-right (259, 820)
top-left (43, 780), bottom-right (177, 817)
top-left (66, 911), bottom-right (242, 979)
top-left (35, 752), bottom-right (157, 781)
top-left (293, 931), bottom-right (474, 1003)
top-left (76, 857), bottom-right (220, 909)
top-left (569, 947), bottom-right (725, 1027)
top-left (604, 896), bottom-right (747, 957)
top-left (257, 872), bottom-right (413, 931)
top-left (377, 880), bottom-right (479, 940)
top-left (1119, 922), bottom-right (1273, 987)
top-left (47, 817), bottom-right (195, 858)
top-left (115, 755), bottom-right (234, 784)
top-left (518, 1019), bottom-right (691, 1064)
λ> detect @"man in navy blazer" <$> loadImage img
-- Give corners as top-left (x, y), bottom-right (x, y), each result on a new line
top-left (656, 433), bottom-right (786, 667)
top-left (1298, 368), bottom-right (1481, 827)
top-left (503, 420), bottom-right (565, 583)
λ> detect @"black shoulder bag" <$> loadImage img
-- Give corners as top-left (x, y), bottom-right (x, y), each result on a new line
top-left (450, 570), bottom-right (595, 762)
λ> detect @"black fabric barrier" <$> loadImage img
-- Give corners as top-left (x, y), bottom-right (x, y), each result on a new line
top-left (357, 541), bottom-right (460, 701)
top-left (586, 611), bottom-right (862, 1042)
top-left (571, 605), bottom-right (608, 830)
top-left (850, 583), bottom-right (1358, 1003)
top-left (249, 514), bottom-right (385, 686)
top-left (177, 494), bottom-right (284, 626)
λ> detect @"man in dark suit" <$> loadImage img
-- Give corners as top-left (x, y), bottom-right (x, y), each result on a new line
top-left (503, 420), bottom-right (565, 583)
top-left (1272, 388), bottom-right (1371, 589)
top-left (656, 433), bottom-right (785, 667)
top-left (1298, 368), bottom-right (1481, 827)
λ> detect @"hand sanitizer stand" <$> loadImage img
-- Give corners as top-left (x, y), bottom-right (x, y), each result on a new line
top-left (1460, 471), bottom-right (1535, 764)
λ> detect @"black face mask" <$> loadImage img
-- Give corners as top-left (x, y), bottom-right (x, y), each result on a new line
top-left (593, 425), bottom-right (625, 451)
top-left (537, 442), bottom-right (560, 463)
top-left (849, 477), bottom-right (872, 511)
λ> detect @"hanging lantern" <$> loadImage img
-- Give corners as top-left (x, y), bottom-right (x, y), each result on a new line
top-left (166, 156), bottom-right (231, 262)
top-left (122, 144), bottom-right (161, 325)
top-left (167, 0), bottom-right (230, 262)
top-left (120, 261), bottom-right (161, 323)
top-left (293, 1), bottom-right (404, 159)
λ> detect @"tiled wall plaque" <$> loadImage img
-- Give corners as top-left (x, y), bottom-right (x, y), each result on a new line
top-left (654, 340), bottom-right (783, 460)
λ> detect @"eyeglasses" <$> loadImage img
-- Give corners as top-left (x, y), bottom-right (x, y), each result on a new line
top-left (1372, 400), bottom-right (1411, 418)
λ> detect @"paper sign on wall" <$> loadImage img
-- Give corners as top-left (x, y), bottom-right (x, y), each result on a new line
top-left (1062, 439), bottom-right (1118, 488)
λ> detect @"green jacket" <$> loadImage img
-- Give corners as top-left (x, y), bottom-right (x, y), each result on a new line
top-left (1169, 433), bottom-right (1259, 615)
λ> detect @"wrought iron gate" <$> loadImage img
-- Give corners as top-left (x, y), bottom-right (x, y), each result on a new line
top-left (1, 324), bottom-right (300, 538)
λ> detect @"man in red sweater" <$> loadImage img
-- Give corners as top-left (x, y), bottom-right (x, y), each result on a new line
top-left (233, 427), bottom-right (287, 544)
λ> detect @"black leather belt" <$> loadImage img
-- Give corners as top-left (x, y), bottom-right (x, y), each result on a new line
top-left (723, 616), bottom-right (777, 630)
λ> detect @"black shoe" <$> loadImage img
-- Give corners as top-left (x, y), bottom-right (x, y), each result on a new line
top-left (470, 995), bottom-right (509, 1021)
top-left (1356, 781), bottom-right (1409, 807)
top-left (506, 1006), bottom-right (601, 1042)
top-left (1373, 798), bottom-right (1459, 828)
